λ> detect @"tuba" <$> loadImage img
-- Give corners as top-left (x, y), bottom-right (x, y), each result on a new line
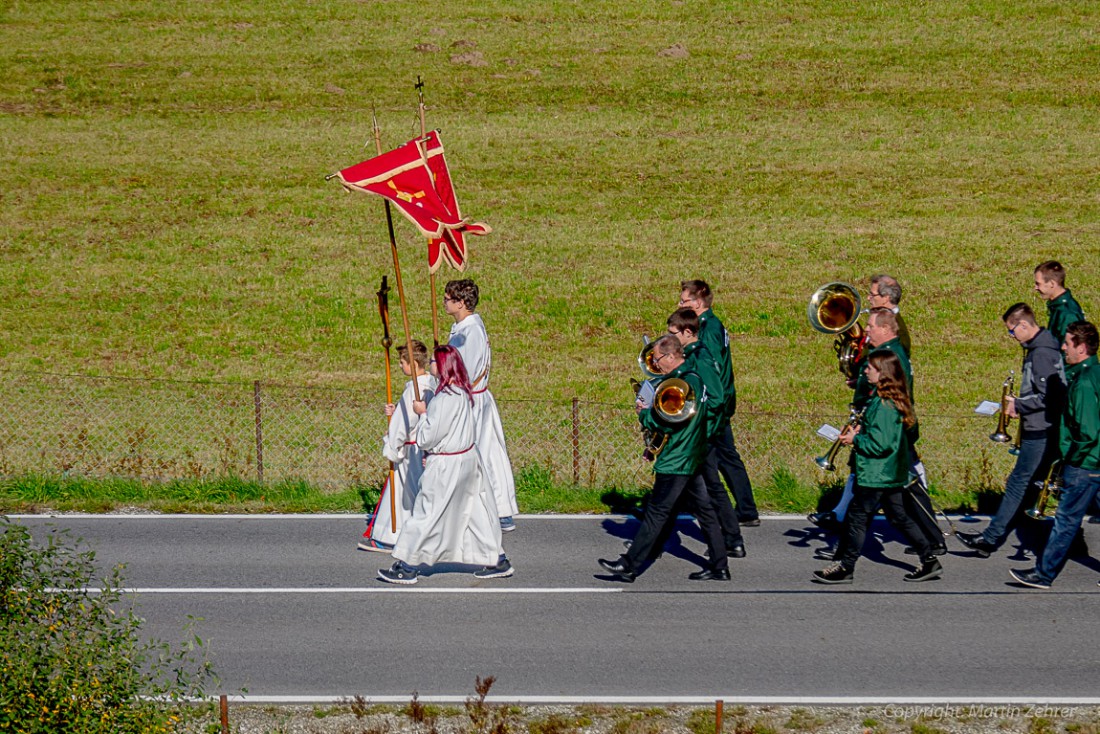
top-left (990, 371), bottom-right (1015, 444)
top-left (808, 282), bottom-right (866, 380)
top-left (638, 336), bottom-right (663, 380)
top-left (653, 377), bottom-right (697, 423)
top-left (1026, 462), bottom-right (1063, 520)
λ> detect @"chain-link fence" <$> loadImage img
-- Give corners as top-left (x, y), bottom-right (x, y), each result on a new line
top-left (0, 371), bottom-right (1010, 496)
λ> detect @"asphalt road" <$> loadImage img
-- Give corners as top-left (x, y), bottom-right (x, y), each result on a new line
top-left (10, 513), bottom-right (1100, 702)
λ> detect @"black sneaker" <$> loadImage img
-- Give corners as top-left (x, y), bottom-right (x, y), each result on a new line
top-left (378, 561), bottom-right (419, 585)
top-left (814, 546), bottom-right (837, 561)
top-left (740, 517), bottom-right (761, 527)
top-left (903, 558), bottom-right (943, 583)
top-left (1009, 567), bottom-right (1051, 589)
top-left (812, 563), bottom-right (853, 585)
top-left (807, 511), bottom-right (839, 530)
top-left (474, 556), bottom-right (514, 579)
top-left (955, 531), bottom-right (995, 558)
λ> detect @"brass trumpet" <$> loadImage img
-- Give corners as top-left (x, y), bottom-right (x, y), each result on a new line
top-left (990, 371), bottom-right (1015, 444)
top-left (1026, 462), bottom-right (1063, 520)
top-left (808, 282), bottom-right (866, 380)
top-left (815, 405), bottom-right (865, 472)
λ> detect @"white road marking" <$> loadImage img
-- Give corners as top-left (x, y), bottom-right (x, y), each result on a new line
top-left (49, 587), bottom-right (622, 594)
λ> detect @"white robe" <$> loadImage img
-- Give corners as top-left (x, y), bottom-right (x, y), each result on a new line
top-left (369, 374), bottom-right (435, 545)
top-left (392, 387), bottom-right (503, 567)
top-left (448, 313), bottom-right (519, 517)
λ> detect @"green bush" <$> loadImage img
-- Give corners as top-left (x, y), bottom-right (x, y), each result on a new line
top-left (0, 518), bottom-right (217, 733)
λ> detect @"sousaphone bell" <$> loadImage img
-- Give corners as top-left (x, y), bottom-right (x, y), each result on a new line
top-left (808, 282), bottom-right (866, 380)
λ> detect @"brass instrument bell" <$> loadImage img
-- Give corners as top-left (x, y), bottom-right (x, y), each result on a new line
top-left (808, 282), bottom-right (866, 380)
top-left (1026, 462), bottom-right (1063, 520)
top-left (653, 377), bottom-right (696, 424)
top-left (990, 371), bottom-right (1015, 443)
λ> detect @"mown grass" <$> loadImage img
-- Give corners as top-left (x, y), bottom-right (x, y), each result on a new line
top-left (0, 472), bottom-right (635, 514)
top-left (1, 1), bottom-right (1098, 509)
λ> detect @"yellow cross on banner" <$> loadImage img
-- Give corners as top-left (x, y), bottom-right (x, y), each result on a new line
top-left (388, 179), bottom-right (425, 203)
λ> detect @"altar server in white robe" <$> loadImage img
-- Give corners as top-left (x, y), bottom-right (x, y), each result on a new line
top-left (378, 345), bottom-right (513, 584)
top-left (359, 340), bottom-right (435, 552)
top-left (443, 278), bottom-right (519, 531)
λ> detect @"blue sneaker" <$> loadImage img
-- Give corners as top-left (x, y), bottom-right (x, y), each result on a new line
top-left (499, 516), bottom-right (516, 533)
top-left (357, 538), bottom-right (394, 553)
top-left (378, 561), bottom-right (419, 585)
top-left (474, 556), bottom-right (514, 579)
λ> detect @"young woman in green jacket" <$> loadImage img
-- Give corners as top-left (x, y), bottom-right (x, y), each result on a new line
top-left (813, 350), bottom-right (944, 585)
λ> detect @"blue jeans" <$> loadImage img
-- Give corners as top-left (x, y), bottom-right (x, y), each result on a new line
top-left (983, 435), bottom-right (1052, 545)
top-left (1036, 465), bottom-right (1100, 583)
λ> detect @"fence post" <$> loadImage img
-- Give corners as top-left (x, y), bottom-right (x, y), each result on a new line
top-left (253, 381), bottom-right (264, 484)
top-left (571, 397), bottom-right (580, 486)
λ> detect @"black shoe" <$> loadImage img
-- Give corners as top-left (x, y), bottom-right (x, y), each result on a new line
top-left (1009, 567), bottom-right (1051, 589)
top-left (1089, 515), bottom-right (1100, 525)
top-left (688, 567), bottom-right (731, 581)
top-left (814, 547), bottom-right (837, 561)
top-left (739, 517), bottom-right (761, 527)
top-left (727, 543), bottom-right (746, 558)
top-left (904, 558), bottom-right (943, 583)
top-left (904, 544), bottom-right (947, 556)
top-left (807, 511), bottom-right (839, 529)
top-left (377, 561), bottom-right (419, 585)
top-left (473, 556), bottom-right (514, 579)
top-left (955, 531), bottom-right (995, 558)
top-left (598, 557), bottom-right (636, 583)
top-left (812, 563), bottom-right (853, 584)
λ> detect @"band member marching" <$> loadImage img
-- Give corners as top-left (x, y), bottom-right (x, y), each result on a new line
top-left (378, 345), bottom-right (512, 584)
top-left (813, 350), bottom-right (944, 584)
top-left (678, 280), bottom-right (760, 525)
top-left (359, 340), bottom-right (436, 553)
top-left (667, 308), bottom-right (746, 557)
top-left (957, 304), bottom-right (1065, 557)
top-left (812, 307), bottom-right (945, 558)
top-left (598, 335), bottom-right (730, 582)
top-left (1010, 321), bottom-right (1100, 589)
top-left (1033, 261), bottom-right (1086, 346)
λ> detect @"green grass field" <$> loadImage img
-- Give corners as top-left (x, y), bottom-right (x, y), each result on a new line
top-left (1, 1), bottom-right (1098, 511)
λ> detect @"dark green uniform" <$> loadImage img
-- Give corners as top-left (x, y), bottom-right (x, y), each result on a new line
top-left (1061, 354), bottom-right (1100, 470)
top-left (1047, 290), bottom-right (1085, 346)
top-left (682, 341), bottom-right (726, 441)
top-left (698, 308), bottom-right (736, 419)
top-left (639, 368), bottom-right (709, 475)
top-left (852, 338), bottom-right (912, 410)
top-left (851, 395), bottom-right (911, 488)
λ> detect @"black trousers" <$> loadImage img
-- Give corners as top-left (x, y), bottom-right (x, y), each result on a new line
top-left (903, 483), bottom-right (945, 547)
top-left (699, 441), bottom-right (744, 548)
top-left (836, 484), bottom-right (933, 570)
top-left (625, 472), bottom-right (728, 573)
top-left (707, 421), bottom-right (759, 522)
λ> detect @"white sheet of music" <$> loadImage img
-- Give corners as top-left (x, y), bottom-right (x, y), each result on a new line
top-left (817, 424), bottom-right (841, 441)
top-left (974, 400), bottom-right (1000, 416)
